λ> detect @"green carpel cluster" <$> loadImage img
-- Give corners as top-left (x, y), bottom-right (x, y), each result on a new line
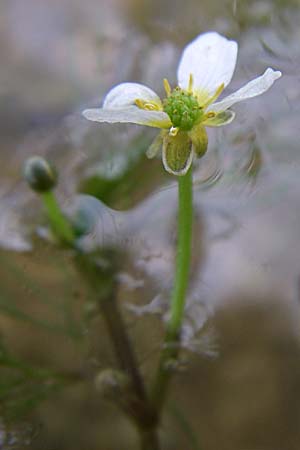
top-left (163, 88), bottom-right (203, 131)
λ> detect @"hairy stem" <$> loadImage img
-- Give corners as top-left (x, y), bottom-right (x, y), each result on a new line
top-left (100, 290), bottom-right (149, 410)
top-left (100, 275), bottom-right (161, 449)
top-left (76, 249), bottom-right (160, 449)
top-left (152, 167), bottom-right (193, 413)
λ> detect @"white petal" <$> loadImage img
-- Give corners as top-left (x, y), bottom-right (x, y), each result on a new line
top-left (103, 82), bottom-right (162, 109)
top-left (82, 106), bottom-right (171, 128)
top-left (209, 68), bottom-right (282, 112)
top-left (177, 32), bottom-right (238, 96)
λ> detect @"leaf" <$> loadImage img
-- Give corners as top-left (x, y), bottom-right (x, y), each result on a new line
top-left (168, 401), bottom-right (203, 450)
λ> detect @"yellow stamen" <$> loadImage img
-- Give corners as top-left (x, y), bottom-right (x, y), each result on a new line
top-left (169, 126), bottom-right (179, 137)
top-left (188, 73), bottom-right (194, 93)
top-left (202, 83), bottom-right (225, 109)
top-left (135, 99), bottom-right (161, 111)
top-left (205, 111), bottom-right (216, 119)
top-left (163, 78), bottom-right (171, 97)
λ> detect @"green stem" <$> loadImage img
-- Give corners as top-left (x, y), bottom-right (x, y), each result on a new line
top-left (139, 429), bottom-right (161, 450)
top-left (168, 168), bottom-right (193, 336)
top-left (41, 191), bottom-right (74, 245)
top-left (152, 167), bottom-right (193, 412)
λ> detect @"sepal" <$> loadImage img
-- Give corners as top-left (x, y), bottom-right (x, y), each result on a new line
top-left (189, 125), bottom-right (208, 158)
top-left (162, 131), bottom-right (193, 176)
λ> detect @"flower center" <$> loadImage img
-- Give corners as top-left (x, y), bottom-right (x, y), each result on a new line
top-left (163, 87), bottom-right (203, 131)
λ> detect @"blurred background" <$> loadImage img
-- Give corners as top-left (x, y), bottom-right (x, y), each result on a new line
top-left (1, 0), bottom-right (300, 449)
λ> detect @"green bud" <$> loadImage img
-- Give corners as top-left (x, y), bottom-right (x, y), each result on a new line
top-left (23, 156), bottom-right (57, 193)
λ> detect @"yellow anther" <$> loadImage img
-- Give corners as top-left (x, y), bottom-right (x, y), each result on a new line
top-left (163, 78), bottom-right (172, 97)
top-left (169, 126), bottom-right (179, 137)
top-left (188, 73), bottom-right (194, 93)
top-left (202, 83), bottom-right (225, 108)
top-left (144, 103), bottom-right (158, 110)
top-left (135, 99), bottom-right (145, 109)
top-left (135, 99), bottom-right (160, 111)
top-left (206, 111), bottom-right (216, 119)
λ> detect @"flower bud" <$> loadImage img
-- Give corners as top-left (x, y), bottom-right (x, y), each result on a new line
top-left (23, 156), bottom-right (57, 193)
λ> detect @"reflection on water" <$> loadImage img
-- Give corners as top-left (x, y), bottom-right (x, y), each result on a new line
top-left (1, 0), bottom-right (300, 449)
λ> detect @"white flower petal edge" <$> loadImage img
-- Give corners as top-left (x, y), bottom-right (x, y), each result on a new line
top-left (82, 106), bottom-right (171, 129)
top-left (209, 68), bottom-right (282, 113)
top-left (103, 82), bottom-right (162, 109)
top-left (202, 110), bottom-right (236, 127)
top-left (177, 32), bottom-right (238, 97)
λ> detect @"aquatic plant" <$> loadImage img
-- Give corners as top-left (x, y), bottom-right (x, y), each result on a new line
top-left (81, 31), bottom-right (281, 449)
top-left (4, 31), bottom-right (281, 450)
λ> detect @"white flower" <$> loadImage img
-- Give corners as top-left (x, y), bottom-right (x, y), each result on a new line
top-left (83, 31), bottom-right (282, 176)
